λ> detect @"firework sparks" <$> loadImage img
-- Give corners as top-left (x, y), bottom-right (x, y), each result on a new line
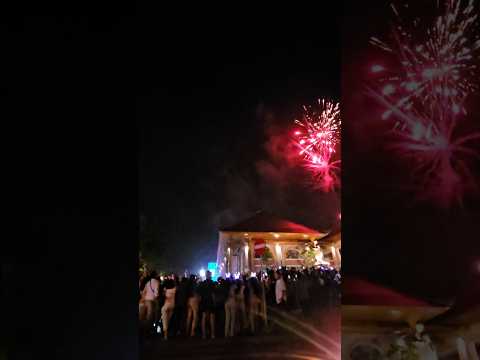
top-left (370, 0), bottom-right (480, 115)
top-left (294, 99), bottom-right (341, 191)
top-left (369, 0), bottom-right (480, 206)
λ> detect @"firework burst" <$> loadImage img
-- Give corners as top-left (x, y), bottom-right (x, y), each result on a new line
top-left (294, 99), bottom-right (341, 191)
top-left (369, 0), bottom-right (480, 206)
top-left (371, 0), bottom-right (480, 115)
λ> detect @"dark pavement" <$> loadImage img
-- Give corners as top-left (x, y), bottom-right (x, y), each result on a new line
top-left (140, 308), bottom-right (340, 360)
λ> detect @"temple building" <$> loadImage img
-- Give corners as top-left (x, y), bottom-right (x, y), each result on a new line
top-left (216, 211), bottom-right (339, 276)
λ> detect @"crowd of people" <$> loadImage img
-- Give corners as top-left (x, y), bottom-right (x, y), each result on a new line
top-left (139, 265), bottom-right (340, 341)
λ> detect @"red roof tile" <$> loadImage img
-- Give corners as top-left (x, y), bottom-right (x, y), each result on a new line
top-left (342, 276), bottom-right (432, 307)
top-left (220, 211), bottom-right (322, 234)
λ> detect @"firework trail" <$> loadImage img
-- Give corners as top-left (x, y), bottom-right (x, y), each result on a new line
top-left (293, 99), bottom-right (341, 191)
top-left (369, 0), bottom-right (480, 206)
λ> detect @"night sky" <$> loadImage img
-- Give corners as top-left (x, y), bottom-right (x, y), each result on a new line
top-left (137, 3), bottom-right (479, 303)
top-left (138, 11), bottom-right (341, 273)
top-left (342, 0), bottom-right (480, 303)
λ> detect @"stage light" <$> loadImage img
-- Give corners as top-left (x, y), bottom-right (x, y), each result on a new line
top-left (199, 268), bottom-right (206, 278)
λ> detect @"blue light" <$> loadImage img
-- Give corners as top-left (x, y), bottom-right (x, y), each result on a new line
top-left (207, 262), bottom-right (218, 281)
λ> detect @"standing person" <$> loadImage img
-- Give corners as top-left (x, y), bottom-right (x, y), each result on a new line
top-left (173, 276), bottom-right (188, 337)
top-left (235, 280), bottom-right (248, 333)
top-left (186, 275), bottom-right (200, 337)
top-left (214, 277), bottom-right (227, 338)
top-left (259, 274), bottom-right (269, 329)
top-left (296, 272), bottom-right (310, 316)
top-left (142, 271), bottom-right (160, 335)
top-left (161, 279), bottom-right (176, 340)
top-left (199, 271), bottom-right (216, 339)
top-left (224, 280), bottom-right (237, 337)
top-left (274, 270), bottom-right (287, 310)
top-left (266, 270), bottom-right (276, 305)
top-left (247, 277), bottom-right (262, 334)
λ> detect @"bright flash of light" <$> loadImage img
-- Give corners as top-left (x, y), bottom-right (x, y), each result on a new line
top-left (199, 268), bottom-right (206, 278)
top-left (369, 0), bottom-right (480, 206)
top-left (266, 306), bottom-right (340, 360)
top-left (294, 99), bottom-right (341, 191)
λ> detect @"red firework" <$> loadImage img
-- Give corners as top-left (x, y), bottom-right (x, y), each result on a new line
top-left (294, 99), bottom-right (341, 191)
top-left (369, 0), bottom-right (480, 207)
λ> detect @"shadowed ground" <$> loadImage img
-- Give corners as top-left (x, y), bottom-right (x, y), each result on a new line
top-left (140, 307), bottom-right (340, 360)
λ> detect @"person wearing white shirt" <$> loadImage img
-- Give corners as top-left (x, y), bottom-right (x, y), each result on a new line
top-left (142, 272), bottom-right (160, 331)
top-left (224, 281), bottom-right (237, 337)
top-left (274, 270), bottom-right (287, 306)
top-left (161, 279), bottom-right (177, 340)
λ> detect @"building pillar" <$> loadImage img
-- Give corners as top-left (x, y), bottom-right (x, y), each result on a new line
top-left (275, 243), bottom-right (282, 267)
top-left (248, 239), bottom-right (253, 273)
top-left (227, 246), bottom-right (231, 274)
top-left (242, 243), bottom-right (247, 273)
